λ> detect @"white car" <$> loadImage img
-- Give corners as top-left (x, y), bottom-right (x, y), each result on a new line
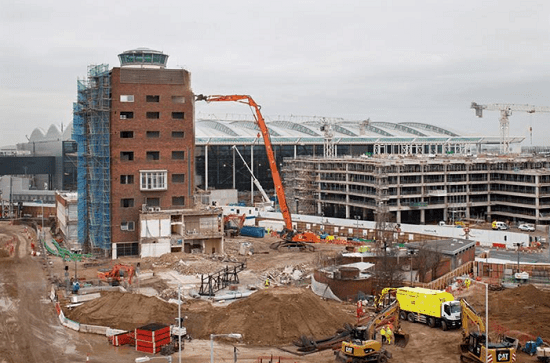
top-left (518, 223), bottom-right (535, 232)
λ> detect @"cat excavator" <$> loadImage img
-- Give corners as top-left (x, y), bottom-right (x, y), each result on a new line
top-left (335, 300), bottom-right (409, 363)
top-left (459, 299), bottom-right (519, 363)
top-left (196, 94), bottom-right (318, 251)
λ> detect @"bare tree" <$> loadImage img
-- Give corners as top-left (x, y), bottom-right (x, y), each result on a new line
top-left (416, 242), bottom-right (444, 282)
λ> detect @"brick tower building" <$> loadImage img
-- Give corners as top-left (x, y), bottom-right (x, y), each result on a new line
top-left (74, 48), bottom-right (195, 256)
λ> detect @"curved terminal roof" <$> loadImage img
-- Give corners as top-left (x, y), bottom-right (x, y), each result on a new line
top-left (195, 114), bottom-right (519, 145)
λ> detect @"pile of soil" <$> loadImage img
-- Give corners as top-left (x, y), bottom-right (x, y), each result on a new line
top-left (64, 287), bottom-right (355, 346)
top-left (466, 284), bottom-right (550, 342)
top-left (187, 287), bottom-right (355, 345)
top-left (65, 291), bottom-right (179, 331)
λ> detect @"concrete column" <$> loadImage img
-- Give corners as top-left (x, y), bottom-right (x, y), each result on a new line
top-left (250, 145), bottom-right (254, 206)
top-left (396, 211), bottom-right (401, 224)
top-left (420, 209), bottom-right (425, 224)
top-left (345, 163), bottom-right (350, 219)
top-left (205, 145), bottom-right (209, 190)
top-left (232, 146), bottom-right (236, 189)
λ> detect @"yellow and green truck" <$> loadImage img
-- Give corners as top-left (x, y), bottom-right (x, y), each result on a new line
top-left (393, 287), bottom-right (461, 330)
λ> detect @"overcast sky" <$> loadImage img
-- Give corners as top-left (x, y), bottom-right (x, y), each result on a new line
top-left (1, 0), bottom-right (550, 148)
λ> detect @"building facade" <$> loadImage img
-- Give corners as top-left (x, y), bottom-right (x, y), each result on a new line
top-left (74, 48), bottom-right (195, 256)
top-left (283, 153), bottom-right (550, 226)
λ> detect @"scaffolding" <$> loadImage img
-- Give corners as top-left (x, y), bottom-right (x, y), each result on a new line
top-left (72, 64), bottom-right (111, 254)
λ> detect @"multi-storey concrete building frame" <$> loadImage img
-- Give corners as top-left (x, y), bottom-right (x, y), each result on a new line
top-left (283, 154), bottom-right (550, 226)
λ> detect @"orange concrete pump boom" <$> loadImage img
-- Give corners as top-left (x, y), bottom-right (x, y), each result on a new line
top-left (195, 94), bottom-right (293, 232)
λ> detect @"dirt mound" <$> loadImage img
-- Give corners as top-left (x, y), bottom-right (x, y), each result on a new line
top-left (466, 284), bottom-right (550, 342)
top-left (189, 287), bottom-right (355, 345)
top-left (64, 287), bottom-right (354, 346)
top-left (65, 291), bottom-right (179, 331)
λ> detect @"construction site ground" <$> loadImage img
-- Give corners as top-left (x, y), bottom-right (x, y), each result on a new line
top-left (0, 221), bottom-right (546, 363)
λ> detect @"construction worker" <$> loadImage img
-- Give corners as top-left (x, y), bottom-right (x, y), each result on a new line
top-left (465, 278), bottom-right (471, 289)
top-left (264, 278), bottom-right (270, 288)
top-left (380, 327), bottom-right (386, 344)
top-left (384, 325), bottom-right (393, 345)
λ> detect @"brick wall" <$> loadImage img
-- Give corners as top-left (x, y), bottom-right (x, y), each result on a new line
top-left (110, 67), bottom-right (195, 244)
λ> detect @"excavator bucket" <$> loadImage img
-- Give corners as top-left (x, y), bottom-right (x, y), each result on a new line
top-left (394, 332), bottom-right (409, 348)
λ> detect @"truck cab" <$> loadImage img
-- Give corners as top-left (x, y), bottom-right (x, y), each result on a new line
top-left (441, 300), bottom-right (461, 329)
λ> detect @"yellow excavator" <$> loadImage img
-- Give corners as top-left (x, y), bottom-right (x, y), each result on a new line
top-left (459, 299), bottom-right (519, 363)
top-left (335, 300), bottom-right (409, 363)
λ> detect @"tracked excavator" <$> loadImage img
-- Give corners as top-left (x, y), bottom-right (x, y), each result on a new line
top-left (196, 94), bottom-right (318, 251)
top-left (459, 299), bottom-right (519, 363)
top-left (335, 300), bottom-right (409, 363)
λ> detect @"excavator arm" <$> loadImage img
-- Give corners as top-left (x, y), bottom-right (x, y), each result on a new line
top-left (196, 95), bottom-right (292, 232)
top-left (460, 298), bottom-right (486, 337)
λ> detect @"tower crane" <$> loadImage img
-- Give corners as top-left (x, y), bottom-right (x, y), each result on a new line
top-left (471, 102), bottom-right (550, 153)
top-left (196, 94), bottom-right (319, 251)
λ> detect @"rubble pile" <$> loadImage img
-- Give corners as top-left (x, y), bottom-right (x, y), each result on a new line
top-left (263, 264), bottom-right (310, 285)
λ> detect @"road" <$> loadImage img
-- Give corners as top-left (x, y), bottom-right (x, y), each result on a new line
top-left (476, 246), bottom-right (550, 264)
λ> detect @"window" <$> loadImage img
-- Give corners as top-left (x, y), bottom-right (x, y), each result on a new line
top-left (172, 196), bottom-right (185, 206)
top-left (146, 131), bottom-right (160, 138)
top-left (120, 111), bottom-right (134, 119)
top-left (171, 96), bottom-right (185, 103)
top-left (172, 151), bottom-right (185, 160)
top-left (120, 95), bottom-right (134, 102)
top-left (172, 112), bottom-right (184, 119)
top-left (172, 174), bottom-right (185, 183)
top-left (140, 170), bottom-right (167, 190)
top-left (172, 131), bottom-right (184, 138)
top-left (120, 175), bottom-right (134, 184)
top-left (121, 221), bottom-right (135, 231)
top-left (120, 151), bottom-right (134, 161)
top-left (120, 131), bottom-right (134, 138)
top-left (146, 112), bottom-right (160, 119)
top-left (120, 198), bottom-right (134, 208)
top-left (146, 197), bottom-right (160, 207)
top-left (146, 95), bottom-right (160, 102)
top-left (146, 151), bottom-right (160, 160)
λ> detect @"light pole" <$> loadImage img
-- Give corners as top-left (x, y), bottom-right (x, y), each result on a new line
top-left (513, 242), bottom-right (522, 274)
top-left (472, 280), bottom-right (489, 363)
top-left (34, 199), bottom-right (44, 241)
top-left (210, 333), bottom-right (242, 363)
top-left (408, 249), bottom-right (416, 285)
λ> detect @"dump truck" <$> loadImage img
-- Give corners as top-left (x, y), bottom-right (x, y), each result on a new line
top-left (377, 287), bottom-right (461, 330)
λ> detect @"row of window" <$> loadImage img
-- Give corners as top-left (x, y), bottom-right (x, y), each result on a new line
top-left (120, 172), bottom-right (185, 187)
top-left (120, 95), bottom-right (185, 103)
top-left (119, 111), bottom-right (184, 120)
top-left (120, 171), bottom-right (185, 190)
top-left (120, 131), bottom-right (185, 139)
top-left (120, 151), bottom-right (186, 162)
top-left (120, 196), bottom-right (185, 208)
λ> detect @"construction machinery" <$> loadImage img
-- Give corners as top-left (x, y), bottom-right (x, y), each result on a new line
top-left (196, 94), bottom-right (318, 251)
top-left (459, 299), bottom-right (519, 363)
top-left (98, 264), bottom-right (135, 285)
top-left (335, 300), bottom-right (409, 363)
top-left (224, 213), bottom-right (246, 237)
top-left (232, 145), bottom-right (274, 211)
top-left (470, 102), bottom-right (550, 153)
top-left (376, 287), bottom-right (461, 330)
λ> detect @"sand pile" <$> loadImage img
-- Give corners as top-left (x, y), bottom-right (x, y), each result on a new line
top-left (188, 287), bottom-right (355, 345)
top-left (467, 284), bottom-right (550, 342)
top-left (64, 287), bottom-right (354, 345)
top-left (65, 291), bottom-right (179, 331)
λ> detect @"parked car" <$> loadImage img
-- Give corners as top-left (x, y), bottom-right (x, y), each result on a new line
top-left (518, 223), bottom-right (535, 232)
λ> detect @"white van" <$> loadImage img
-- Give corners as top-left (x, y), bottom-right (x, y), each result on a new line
top-left (492, 221), bottom-right (509, 230)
